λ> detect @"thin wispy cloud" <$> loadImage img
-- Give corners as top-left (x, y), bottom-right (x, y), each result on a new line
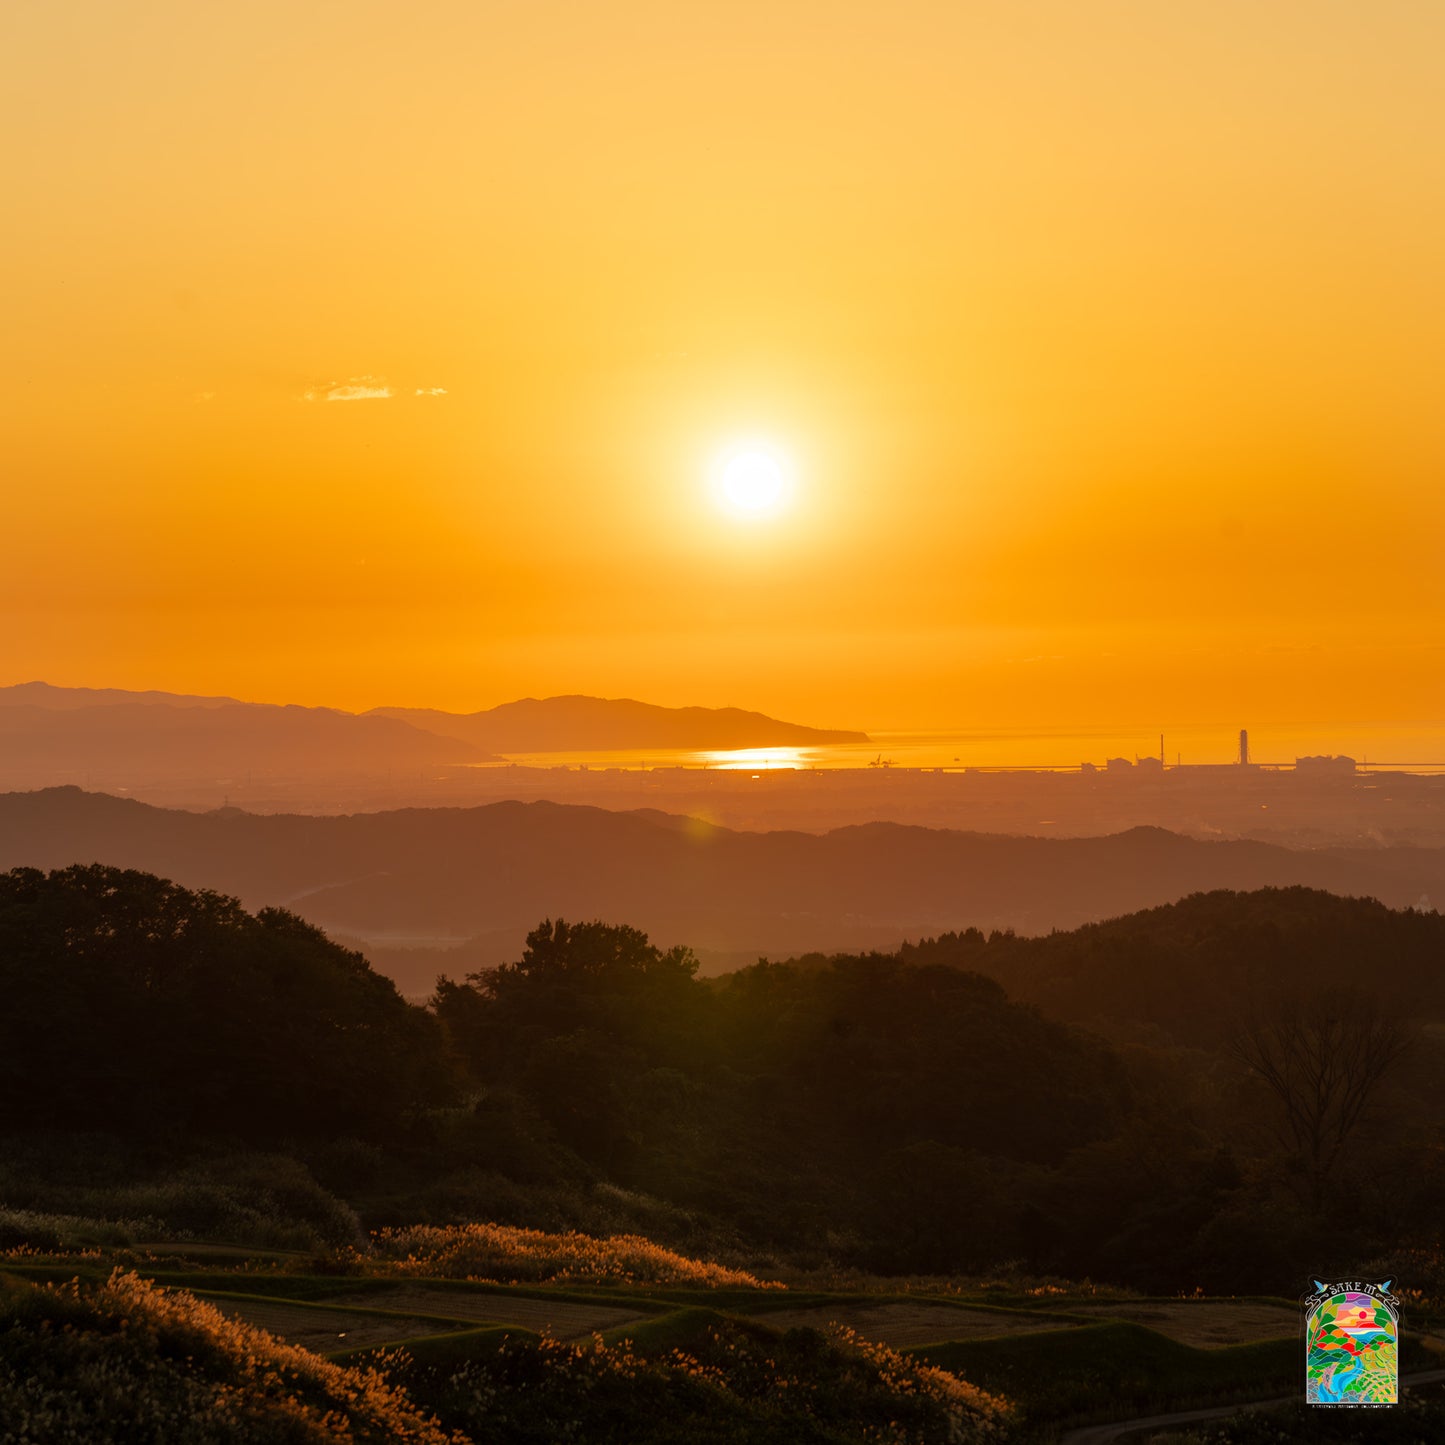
top-left (305, 376), bottom-right (393, 402)
top-left (301, 377), bottom-right (447, 402)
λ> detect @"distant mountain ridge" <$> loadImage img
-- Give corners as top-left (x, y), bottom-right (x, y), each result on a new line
top-left (0, 681), bottom-right (245, 710)
top-left (366, 695), bottom-right (870, 751)
top-left (2, 787), bottom-right (1441, 980)
top-left (0, 686), bottom-right (868, 780)
top-left (0, 700), bottom-right (493, 786)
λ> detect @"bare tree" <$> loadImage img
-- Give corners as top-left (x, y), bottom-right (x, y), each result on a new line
top-left (1228, 989), bottom-right (1411, 1212)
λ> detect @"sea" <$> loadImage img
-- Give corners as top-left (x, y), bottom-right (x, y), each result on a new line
top-left (473, 722), bottom-right (1445, 774)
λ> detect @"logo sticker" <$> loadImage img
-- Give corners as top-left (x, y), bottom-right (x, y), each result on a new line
top-left (1303, 1279), bottom-right (1399, 1406)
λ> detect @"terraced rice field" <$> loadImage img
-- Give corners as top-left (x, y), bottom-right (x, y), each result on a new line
top-left (751, 1301), bottom-right (1064, 1348)
top-left (204, 1297), bottom-right (462, 1353)
top-left (315, 1286), bottom-right (649, 1340)
top-left (1071, 1301), bottom-right (1300, 1347)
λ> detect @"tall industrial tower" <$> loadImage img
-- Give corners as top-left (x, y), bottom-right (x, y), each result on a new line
top-left (1238, 728), bottom-right (1250, 766)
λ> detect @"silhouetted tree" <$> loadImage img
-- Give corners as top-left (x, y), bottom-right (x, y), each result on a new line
top-left (1228, 989), bottom-right (1411, 1212)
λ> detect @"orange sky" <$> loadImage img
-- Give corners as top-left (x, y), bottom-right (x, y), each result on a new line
top-left (4, 1), bottom-right (1443, 730)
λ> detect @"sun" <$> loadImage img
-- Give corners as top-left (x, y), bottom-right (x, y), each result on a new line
top-left (709, 441), bottom-right (795, 519)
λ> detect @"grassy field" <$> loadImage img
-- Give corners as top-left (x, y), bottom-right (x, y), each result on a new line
top-left (10, 1238), bottom-right (1433, 1441)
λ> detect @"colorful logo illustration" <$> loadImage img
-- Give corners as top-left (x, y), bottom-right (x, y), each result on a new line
top-left (1303, 1280), bottom-right (1399, 1406)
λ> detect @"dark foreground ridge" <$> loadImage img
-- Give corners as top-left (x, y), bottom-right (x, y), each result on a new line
top-left (3, 867), bottom-right (1444, 1440)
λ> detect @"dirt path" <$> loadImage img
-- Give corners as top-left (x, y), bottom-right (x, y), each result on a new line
top-left (1056, 1366), bottom-right (1445, 1444)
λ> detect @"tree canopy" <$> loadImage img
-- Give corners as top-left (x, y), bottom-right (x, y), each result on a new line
top-left (0, 864), bottom-right (453, 1138)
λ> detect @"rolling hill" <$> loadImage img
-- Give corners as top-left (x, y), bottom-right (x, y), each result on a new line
top-left (2, 787), bottom-right (1442, 980)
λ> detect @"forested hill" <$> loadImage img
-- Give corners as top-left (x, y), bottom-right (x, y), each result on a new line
top-left (866, 886), bottom-right (1445, 1045)
top-left (4, 866), bottom-right (1442, 1291)
top-left (3, 789), bottom-right (1445, 975)
top-left (0, 864), bottom-right (449, 1137)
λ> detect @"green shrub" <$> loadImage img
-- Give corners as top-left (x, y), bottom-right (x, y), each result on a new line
top-left (0, 1153), bottom-right (361, 1255)
top-left (0, 1208), bottom-right (148, 1252)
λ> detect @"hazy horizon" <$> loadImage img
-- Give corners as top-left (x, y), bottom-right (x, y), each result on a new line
top-left (3, 675), bottom-right (1442, 757)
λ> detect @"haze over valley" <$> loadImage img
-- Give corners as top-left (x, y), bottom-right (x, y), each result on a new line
top-left (5, 783), bottom-right (1442, 990)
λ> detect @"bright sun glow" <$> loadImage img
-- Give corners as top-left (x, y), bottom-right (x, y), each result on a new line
top-left (709, 442), bottom-right (795, 519)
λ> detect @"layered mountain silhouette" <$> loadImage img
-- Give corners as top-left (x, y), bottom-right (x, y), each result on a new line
top-left (0, 684), bottom-right (866, 794)
top-left (366, 695), bottom-right (869, 751)
top-left (2, 787), bottom-right (1440, 981)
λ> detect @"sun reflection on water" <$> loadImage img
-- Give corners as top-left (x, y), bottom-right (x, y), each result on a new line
top-left (701, 747), bottom-right (806, 771)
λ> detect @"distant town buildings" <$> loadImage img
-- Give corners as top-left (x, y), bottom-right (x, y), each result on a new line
top-left (1083, 735), bottom-right (1360, 777)
top-left (1295, 755), bottom-right (1357, 776)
